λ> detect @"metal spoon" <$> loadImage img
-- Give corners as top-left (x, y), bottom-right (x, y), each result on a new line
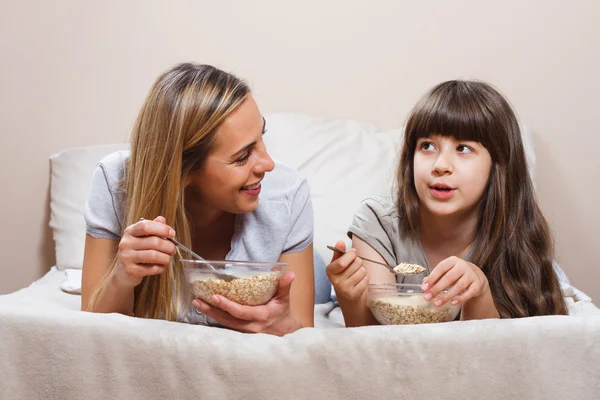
top-left (139, 218), bottom-right (237, 280)
top-left (326, 245), bottom-right (426, 277)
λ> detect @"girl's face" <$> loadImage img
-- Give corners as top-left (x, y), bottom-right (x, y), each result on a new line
top-left (413, 135), bottom-right (492, 219)
top-left (186, 95), bottom-right (275, 214)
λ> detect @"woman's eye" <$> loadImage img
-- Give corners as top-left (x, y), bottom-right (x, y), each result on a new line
top-left (235, 151), bottom-right (251, 164)
top-left (457, 145), bottom-right (473, 154)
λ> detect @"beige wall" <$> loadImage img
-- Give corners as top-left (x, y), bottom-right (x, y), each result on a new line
top-left (1, 1), bottom-right (599, 302)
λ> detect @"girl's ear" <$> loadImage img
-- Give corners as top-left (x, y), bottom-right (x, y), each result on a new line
top-left (182, 175), bottom-right (191, 188)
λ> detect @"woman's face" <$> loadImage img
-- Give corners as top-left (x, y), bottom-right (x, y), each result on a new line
top-left (413, 134), bottom-right (492, 219)
top-left (186, 95), bottom-right (275, 214)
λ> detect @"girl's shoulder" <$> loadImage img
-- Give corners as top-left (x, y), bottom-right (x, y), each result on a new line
top-left (354, 195), bottom-right (400, 224)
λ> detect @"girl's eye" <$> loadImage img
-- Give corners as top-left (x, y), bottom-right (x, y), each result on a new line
top-left (457, 145), bottom-right (473, 154)
top-left (420, 141), bottom-right (435, 151)
top-left (235, 151), bottom-right (252, 165)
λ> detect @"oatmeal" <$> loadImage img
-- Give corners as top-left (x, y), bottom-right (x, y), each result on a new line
top-left (393, 262), bottom-right (426, 275)
top-left (369, 295), bottom-right (456, 324)
top-left (190, 273), bottom-right (281, 306)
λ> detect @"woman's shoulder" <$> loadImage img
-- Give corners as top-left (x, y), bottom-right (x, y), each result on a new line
top-left (259, 160), bottom-right (309, 202)
top-left (96, 150), bottom-right (130, 180)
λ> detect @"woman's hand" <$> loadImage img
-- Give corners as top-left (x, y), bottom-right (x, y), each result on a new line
top-left (421, 256), bottom-right (489, 307)
top-left (326, 241), bottom-right (369, 301)
top-left (192, 272), bottom-right (303, 336)
top-left (115, 216), bottom-right (177, 288)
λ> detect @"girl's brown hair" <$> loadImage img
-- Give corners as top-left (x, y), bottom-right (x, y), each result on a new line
top-left (396, 80), bottom-right (567, 317)
top-left (91, 63), bottom-right (250, 320)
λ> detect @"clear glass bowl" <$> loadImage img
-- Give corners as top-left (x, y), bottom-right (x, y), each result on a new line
top-left (182, 260), bottom-right (286, 306)
top-left (368, 283), bottom-right (461, 325)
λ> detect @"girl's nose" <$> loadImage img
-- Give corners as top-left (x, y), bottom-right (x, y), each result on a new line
top-left (432, 151), bottom-right (453, 174)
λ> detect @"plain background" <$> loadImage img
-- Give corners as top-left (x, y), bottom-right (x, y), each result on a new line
top-left (1, 1), bottom-right (598, 302)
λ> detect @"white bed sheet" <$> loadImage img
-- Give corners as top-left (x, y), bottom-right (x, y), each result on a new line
top-left (1, 269), bottom-right (599, 400)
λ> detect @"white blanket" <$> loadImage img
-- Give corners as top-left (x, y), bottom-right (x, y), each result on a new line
top-left (1, 269), bottom-right (599, 400)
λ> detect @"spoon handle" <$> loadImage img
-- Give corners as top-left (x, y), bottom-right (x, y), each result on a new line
top-left (326, 245), bottom-right (396, 271)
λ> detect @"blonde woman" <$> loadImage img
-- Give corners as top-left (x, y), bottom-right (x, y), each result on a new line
top-left (81, 63), bottom-right (315, 336)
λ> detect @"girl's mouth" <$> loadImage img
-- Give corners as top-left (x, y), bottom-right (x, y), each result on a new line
top-left (430, 185), bottom-right (455, 199)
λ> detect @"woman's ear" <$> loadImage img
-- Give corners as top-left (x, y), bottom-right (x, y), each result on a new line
top-left (182, 174), bottom-right (192, 188)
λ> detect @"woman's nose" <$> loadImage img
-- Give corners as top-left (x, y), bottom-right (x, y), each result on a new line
top-left (256, 148), bottom-right (275, 173)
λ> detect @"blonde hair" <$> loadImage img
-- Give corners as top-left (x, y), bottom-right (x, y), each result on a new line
top-left (92, 63), bottom-right (250, 320)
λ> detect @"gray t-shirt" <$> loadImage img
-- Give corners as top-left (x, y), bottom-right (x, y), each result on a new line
top-left (84, 150), bottom-right (314, 322)
top-left (85, 150), bottom-right (313, 258)
top-left (348, 196), bottom-right (570, 287)
top-left (347, 196), bottom-right (432, 285)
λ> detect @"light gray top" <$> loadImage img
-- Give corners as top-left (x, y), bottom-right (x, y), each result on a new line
top-left (85, 150), bottom-right (313, 259)
top-left (84, 150), bottom-right (314, 323)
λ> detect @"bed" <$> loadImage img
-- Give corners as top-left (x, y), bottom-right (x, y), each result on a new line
top-left (1, 113), bottom-right (598, 399)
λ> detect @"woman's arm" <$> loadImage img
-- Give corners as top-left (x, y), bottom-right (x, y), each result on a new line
top-left (279, 244), bottom-right (315, 327)
top-left (81, 235), bottom-right (134, 314)
top-left (81, 217), bottom-right (176, 315)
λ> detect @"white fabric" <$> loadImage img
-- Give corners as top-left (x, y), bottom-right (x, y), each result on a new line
top-left (49, 143), bottom-right (128, 270)
top-left (1, 268), bottom-right (598, 400)
top-left (60, 268), bottom-right (82, 294)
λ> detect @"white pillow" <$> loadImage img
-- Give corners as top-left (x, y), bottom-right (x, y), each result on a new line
top-left (48, 114), bottom-right (535, 271)
top-left (263, 113), bottom-right (403, 263)
top-left (263, 113), bottom-right (535, 263)
top-left (50, 143), bottom-right (128, 270)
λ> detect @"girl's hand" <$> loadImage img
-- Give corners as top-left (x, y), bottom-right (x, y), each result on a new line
top-left (326, 241), bottom-right (369, 301)
top-left (421, 256), bottom-right (489, 307)
top-left (192, 272), bottom-right (303, 336)
top-left (115, 216), bottom-right (177, 288)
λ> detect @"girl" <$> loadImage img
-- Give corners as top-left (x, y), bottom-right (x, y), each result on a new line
top-left (327, 80), bottom-right (568, 327)
top-left (81, 63), bottom-right (316, 336)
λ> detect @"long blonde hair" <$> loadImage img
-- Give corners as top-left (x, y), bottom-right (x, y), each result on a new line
top-left (93, 63), bottom-right (250, 320)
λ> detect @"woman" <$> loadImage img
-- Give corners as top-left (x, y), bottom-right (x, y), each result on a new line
top-left (81, 63), bottom-right (315, 336)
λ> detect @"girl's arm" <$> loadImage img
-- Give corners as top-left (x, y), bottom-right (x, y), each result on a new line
top-left (329, 236), bottom-right (396, 327)
top-left (459, 284), bottom-right (500, 320)
top-left (279, 244), bottom-right (315, 328)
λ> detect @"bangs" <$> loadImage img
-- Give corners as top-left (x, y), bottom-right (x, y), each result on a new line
top-left (406, 80), bottom-right (506, 153)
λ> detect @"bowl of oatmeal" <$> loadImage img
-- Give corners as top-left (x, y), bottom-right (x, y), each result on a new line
top-left (182, 260), bottom-right (286, 306)
top-left (368, 283), bottom-right (460, 325)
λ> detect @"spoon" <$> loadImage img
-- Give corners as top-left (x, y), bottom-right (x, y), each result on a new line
top-left (139, 218), bottom-right (237, 280)
top-left (326, 245), bottom-right (426, 277)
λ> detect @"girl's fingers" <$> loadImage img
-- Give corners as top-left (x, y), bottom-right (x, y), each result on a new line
top-left (422, 256), bottom-right (457, 289)
top-left (434, 274), bottom-right (470, 306)
top-left (327, 249), bottom-right (358, 275)
top-left (426, 266), bottom-right (464, 299)
top-left (329, 241), bottom-right (347, 263)
top-left (347, 266), bottom-right (367, 287)
top-left (449, 283), bottom-right (478, 306)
